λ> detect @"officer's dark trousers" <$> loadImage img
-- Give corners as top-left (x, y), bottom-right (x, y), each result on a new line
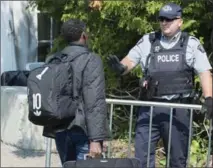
top-left (135, 106), bottom-right (190, 168)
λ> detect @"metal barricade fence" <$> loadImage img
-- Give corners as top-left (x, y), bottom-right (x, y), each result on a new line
top-left (44, 99), bottom-right (212, 167)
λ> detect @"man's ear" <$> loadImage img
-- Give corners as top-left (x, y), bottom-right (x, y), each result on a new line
top-left (82, 32), bottom-right (88, 40)
top-left (178, 18), bottom-right (183, 27)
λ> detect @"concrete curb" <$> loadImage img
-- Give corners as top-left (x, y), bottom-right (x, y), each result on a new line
top-left (1, 86), bottom-right (57, 152)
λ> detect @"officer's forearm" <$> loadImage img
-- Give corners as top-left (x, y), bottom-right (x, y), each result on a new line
top-left (199, 70), bottom-right (213, 98)
top-left (120, 56), bottom-right (136, 75)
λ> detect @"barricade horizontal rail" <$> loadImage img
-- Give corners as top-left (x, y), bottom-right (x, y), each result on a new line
top-left (106, 99), bottom-right (202, 110)
top-left (45, 99), bottom-right (212, 168)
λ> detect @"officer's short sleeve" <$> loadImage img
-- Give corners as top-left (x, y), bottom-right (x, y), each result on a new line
top-left (127, 34), bottom-right (151, 68)
top-left (189, 36), bottom-right (212, 74)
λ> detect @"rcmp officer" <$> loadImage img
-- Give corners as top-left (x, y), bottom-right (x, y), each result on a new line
top-left (108, 2), bottom-right (213, 168)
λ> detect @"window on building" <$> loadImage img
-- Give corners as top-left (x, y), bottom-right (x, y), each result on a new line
top-left (37, 13), bottom-right (61, 62)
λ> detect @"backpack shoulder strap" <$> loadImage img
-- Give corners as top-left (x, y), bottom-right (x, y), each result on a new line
top-left (67, 50), bottom-right (92, 99)
top-left (61, 46), bottom-right (89, 62)
top-left (46, 46), bottom-right (90, 64)
top-left (45, 51), bottom-right (63, 63)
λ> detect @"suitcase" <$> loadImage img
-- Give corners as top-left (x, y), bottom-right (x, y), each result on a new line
top-left (63, 155), bottom-right (141, 168)
top-left (1, 70), bottom-right (29, 86)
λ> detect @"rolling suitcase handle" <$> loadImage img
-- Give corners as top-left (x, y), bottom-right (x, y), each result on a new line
top-left (83, 152), bottom-right (106, 160)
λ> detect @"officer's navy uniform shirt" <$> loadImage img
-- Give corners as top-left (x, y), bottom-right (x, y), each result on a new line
top-left (128, 31), bottom-right (212, 100)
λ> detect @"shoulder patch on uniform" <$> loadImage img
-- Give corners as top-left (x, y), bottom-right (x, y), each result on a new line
top-left (197, 44), bottom-right (205, 53)
top-left (189, 36), bottom-right (206, 53)
top-left (136, 37), bottom-right (144, 45)
top-left (189, 36), bottom-right (199, 41)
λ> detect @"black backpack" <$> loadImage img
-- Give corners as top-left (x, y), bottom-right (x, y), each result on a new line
top-left (27, 47), bottom-right (89, 126)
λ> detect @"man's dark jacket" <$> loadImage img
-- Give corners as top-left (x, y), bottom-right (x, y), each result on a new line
top-left (43, 44), bottom-right (109, 141)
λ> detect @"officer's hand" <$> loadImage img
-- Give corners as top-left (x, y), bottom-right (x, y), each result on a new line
top-left (89, 141), bottom-right (102, 158)
top-left (107, 55), bottom-right (127, 75)
top-left (202, 97), bottom-right (213, 120)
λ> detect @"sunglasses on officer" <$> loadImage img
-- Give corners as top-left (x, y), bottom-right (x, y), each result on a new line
top-left (158, 17), bottom-right (179, 22)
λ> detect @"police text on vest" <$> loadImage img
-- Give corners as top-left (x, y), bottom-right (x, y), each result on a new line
top-left (157, 54), bottom-right (179, 62)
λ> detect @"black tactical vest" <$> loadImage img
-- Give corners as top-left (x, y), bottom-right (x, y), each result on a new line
top-left (145, 31), bottom-right (194, 97)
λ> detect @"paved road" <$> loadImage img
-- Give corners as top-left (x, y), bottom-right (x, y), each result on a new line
top-left (2, 141), bottom-right (211, 167)
top-left (1, 142), bottom-right (61, 167)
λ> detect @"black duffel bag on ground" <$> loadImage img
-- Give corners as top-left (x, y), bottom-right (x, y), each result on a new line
top-left (63, 154), bottom-right (141, 168)
top-left (1, 70), bottom-right (29, 86)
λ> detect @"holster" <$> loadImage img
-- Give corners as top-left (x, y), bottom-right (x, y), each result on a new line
top-left (138, 77), bottom-right (154, 100)
top-left (138, 87), bottom-right (148, 100)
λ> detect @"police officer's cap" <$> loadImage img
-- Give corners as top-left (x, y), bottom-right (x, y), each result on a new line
top-left (159, 3), bottom-right (182, 19)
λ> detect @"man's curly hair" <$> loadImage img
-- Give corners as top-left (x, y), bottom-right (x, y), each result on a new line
top-left (60, 19), bottom-right (86, 42)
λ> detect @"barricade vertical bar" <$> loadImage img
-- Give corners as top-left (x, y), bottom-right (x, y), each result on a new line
top-left (107, 103), bottom-right (114, 158)
top-left (206, 119), bottom-right (212, 167)
top-left (147, 106), bottom-right (154, 168)
top-left (166, 107), bottom-right (173, 168)
top-left (50, 17), bottom-right (53, 48)
top-left (45, 138), bottom-right (52, 167)
top-left (187, 108), bottom-right (194, 167)
top-left (127, 105), bottom-right (134, 157)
